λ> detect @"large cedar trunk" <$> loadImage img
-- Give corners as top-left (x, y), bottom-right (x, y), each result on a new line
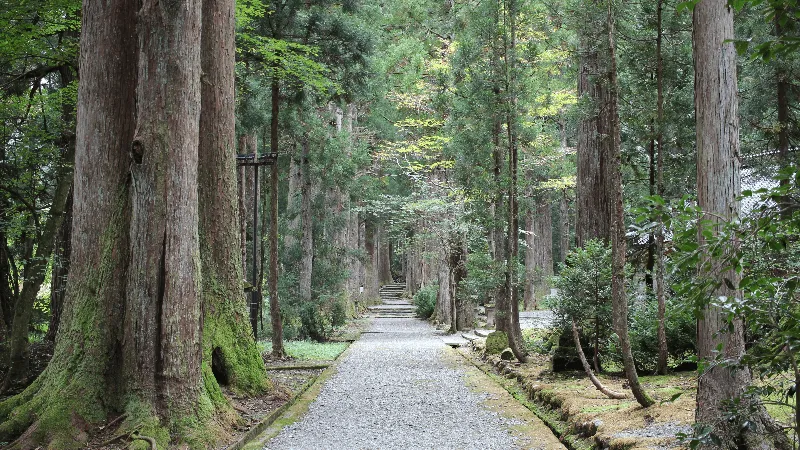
top-left (575, 16), bottom-right (613, 248)
top-left (0, 0), bottom-right (270, 445)
top-left (693, 2), bottom-right (783, 447)
top-left (126, 0), bottom-right (204, 416)
top-left (0, 0), bottom-right (138, 443)
top-left (198, 0), bottom-right (269, 395)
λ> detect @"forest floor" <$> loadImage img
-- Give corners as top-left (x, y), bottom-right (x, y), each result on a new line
top-left (460, 328), bottom-right (696, 450)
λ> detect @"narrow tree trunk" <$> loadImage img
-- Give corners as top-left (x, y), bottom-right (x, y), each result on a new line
top-left (655, 0), bottom-right (668, 376)
top-left (436, 257), bottom-right (452, 330)
top-left (364, 222), bottom-right (380, 301)
top-left (299, 135), bottom-right (313, 304)
top-left (45, 188), bottom-right (72, 343)
top-left (269, 76), bottom-right (284, 358)
top-left (573, 320), bottom-right (627, 399)
top-left (452, 239), bottom-right (472, 330)
top-left (524, 210), bottom-right (536, 311)
top-left (532, 198), bottom-right (553, 309)
top-left (2, 146), bottom-right (74, 391)
top-left (45, 66), bottom-right (78, 343)
top-left (606, 0), bottom-right (653, 408)
top-left (378, 226), bottom-right (393, 285)
top-left (285, 143), bottom-right (302, 253)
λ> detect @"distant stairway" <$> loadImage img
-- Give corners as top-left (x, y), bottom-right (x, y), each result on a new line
top-left (368, 283), bottom-right (416, 318)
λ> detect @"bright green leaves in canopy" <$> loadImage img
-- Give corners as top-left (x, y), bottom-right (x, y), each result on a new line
top-left (237, 34), bottom-right (336, 94)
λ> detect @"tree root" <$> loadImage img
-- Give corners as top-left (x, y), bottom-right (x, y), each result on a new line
top-left (131, 433), bottom-right (157, 450)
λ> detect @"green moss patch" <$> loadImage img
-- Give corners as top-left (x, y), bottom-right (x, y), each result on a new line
top-left (485, 331), bottom-right (509, 355)
top-left (260, 340), bottom-right (349, 361)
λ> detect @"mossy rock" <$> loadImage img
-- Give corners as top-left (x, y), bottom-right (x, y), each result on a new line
top-left (485, 331), bottom-right (509, 355)
top-left (500, 348), bottom-right (515, 361)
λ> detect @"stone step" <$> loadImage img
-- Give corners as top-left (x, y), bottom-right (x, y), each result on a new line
top-left (368, 308), bottom-right (416, 314)
top-left (461, 333), bottom-right (479, 341)
top-left (474, 329), bottom-right (493, 338)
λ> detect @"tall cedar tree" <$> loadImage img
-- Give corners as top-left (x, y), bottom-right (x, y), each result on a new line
top-left (575, 0), bottom-right (653, 407)
top-left (692, 1), bottom-right (785, 447)
top-left (0, 0), bottom-right (269, 447)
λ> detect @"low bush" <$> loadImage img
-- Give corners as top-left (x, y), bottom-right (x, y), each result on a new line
top-left (414, 284), bottom-right (439, 319)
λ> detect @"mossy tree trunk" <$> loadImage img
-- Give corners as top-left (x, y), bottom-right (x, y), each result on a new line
top-left (0, 1), bottom-right (270, 447)
top-left (0, 0), bottom-right (138, 445)
top-left (198, 0), bottom-right (271, 396)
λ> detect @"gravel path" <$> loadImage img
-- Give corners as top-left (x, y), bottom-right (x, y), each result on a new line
top-left (264, 317), bottom-right (534, 450)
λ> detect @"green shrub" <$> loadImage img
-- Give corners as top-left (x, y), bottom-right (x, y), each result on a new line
top-left (330, 295), bottom-right (348, 328)
top-left (414, 284), bottom-right (438, 319)
top-left (548, 240), bottom-right (614, 360)
top-left (523, 328), bottom-right (559, 355)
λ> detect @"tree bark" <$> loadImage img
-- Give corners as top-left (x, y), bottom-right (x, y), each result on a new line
top-left (452, 239), bottom-right (472, 331)
top-left (525, 198), bottom-right (553, 310)
top-left (605, 0), bottom-right (653, 408)
top-left (299, 134), bottom-right (313, 304)
top-left (575, 4), bottom-right (613, 248)
top-left (199, 0), bottom-right (270, 394)
top-left (269, 76), bottom-right (284, 358)
top-left (693, 2), bottom-right (784, 446)
top-left (126, 0), bottom-right (204, 416)
top-left (559, 190), bottom-right (570, 264)
top-left (378, 226), bottom-right (393, 285)
top-left (0, 0), bottom-right (137, 443)
top-left (655, 0), bottom-right (668, 376)
top-left (573, 320), bottom-right (627, 399)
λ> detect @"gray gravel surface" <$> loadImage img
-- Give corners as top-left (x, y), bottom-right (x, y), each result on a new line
top-left (519, 310), bottom-right (555, 330)
top-left (613, 421), bottom-right (692, 439)
top-left (264, 317), bottom-right (524, 450)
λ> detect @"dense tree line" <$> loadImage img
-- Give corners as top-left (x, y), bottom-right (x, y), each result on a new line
top-left (0, 0), bottom-right (797, 447)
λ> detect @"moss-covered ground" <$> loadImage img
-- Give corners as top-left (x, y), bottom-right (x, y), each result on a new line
top-left (467, 337), bottom-right (697, 450)
top-left (259, 340), bottom-right (349, 361)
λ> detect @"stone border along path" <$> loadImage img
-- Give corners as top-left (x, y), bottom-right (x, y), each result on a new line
top-left (262, 294), bottom-right (565, 450)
